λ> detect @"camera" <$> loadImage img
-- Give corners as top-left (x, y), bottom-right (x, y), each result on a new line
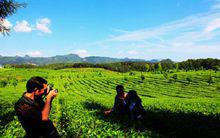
top-left (44, 83), bottom-right (58, 95)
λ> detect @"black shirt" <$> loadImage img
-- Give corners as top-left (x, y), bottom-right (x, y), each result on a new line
top-left (113, 94), bottom-right (129, 115)
top-left (14, 93), bottom-right (59, 138)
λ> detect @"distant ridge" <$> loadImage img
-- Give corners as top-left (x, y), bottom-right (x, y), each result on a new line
top-left (0, 54), bottom-right (160, 65)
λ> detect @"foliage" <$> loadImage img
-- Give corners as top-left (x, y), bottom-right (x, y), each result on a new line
top-left (178, 58), bottom-right (220, 71)
top-left (0, 0), bottom-right (26, 35)
top-left (163, 72), bottom-right (168, 79)
top-left (141, 74), bottom-right (145, 81)
top-left (160, 59), bottom-right (175, 71)
top-left (0, 80), bottom-right (8, 87)
top-left (186, 75), bottom-right (192, 84)
top-left (207, 75), bottom-right (214, 85)
top-left (129, 72), bottom-right (135, 76)
top-left (0, 69), bottom-right (220, 137)
top-left (154, 63), bottom-right (162, 71)
top-left (216, 85), bottom-right (220, 91)
top-left (1, 57), bottom-right (220, 73)
top-left (172, 74), bottom-right (178, 82)
top-left (145, 63), bottom-right (150, 72)
top-left (12, 78), bottom-right (18, 87)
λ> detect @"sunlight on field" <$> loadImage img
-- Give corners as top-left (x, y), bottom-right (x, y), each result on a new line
top-left (0, 68), bottom-right (220, 137)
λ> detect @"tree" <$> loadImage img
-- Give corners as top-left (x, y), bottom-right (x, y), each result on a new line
top-left (160, 59), bottom-right (175, 71)
top-left (63, 82), bottom-right (69, 89)
top-left (98, 72), bottom-right (102, 77)
top-left (163, 72), bottom-right (168, 79)
top-left (207, 75), bottom-right (214, 85)
top-left (155, 63), bottom-right (162, 71)
top-left (124, 76), bottom-right (128, 81)
top-left (0, 0), bottom-right (26, 35)
top-left (140, 73), bottom-right (145, 81)
top-left (216, 85), bottom-right (220, 92)
top-left (145, 63), bottom-right (150, 72)
top-left (175, 63), bottom-right (179, 71)
top-left (129, 72), bottom-right (135, 76)
top-left (186, 75), bottom-right (192, 84)
top-left (0, 80), bottom-right (8, 87)
top-left (213, 66), bottom-right (220, 73)
top-left (172, 74), bottom-right (178, 82)
top-left (12, 78), bottom-right (18, 87)
top-left (178, 58), bottom-right (220, 71)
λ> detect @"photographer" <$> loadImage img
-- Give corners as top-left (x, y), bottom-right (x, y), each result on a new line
top-left (14, 76), bottom-right (59, 138)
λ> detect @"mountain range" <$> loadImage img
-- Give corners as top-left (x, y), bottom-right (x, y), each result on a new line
top-left (0, 54), bottom-right (159, 65)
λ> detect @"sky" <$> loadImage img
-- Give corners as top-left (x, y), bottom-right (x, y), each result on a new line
top-left (1, 0), bottom-right (220, 61)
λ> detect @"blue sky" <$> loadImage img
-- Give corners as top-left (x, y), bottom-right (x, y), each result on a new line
top-left (1, 0), bottom-right (220, 61)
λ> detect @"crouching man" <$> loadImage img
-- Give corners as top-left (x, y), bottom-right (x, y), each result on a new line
top-left (14, 76), bottom-right (59, 138)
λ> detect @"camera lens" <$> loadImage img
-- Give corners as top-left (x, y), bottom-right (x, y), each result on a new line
top-left (44, 88), bottom-right (48, 95)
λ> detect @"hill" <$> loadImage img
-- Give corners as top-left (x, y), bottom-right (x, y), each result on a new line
top-left (0, 54), bottom-right (159, 65)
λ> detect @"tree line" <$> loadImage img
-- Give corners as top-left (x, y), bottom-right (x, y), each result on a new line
top-left (3, 58), bottom-right (220, 72)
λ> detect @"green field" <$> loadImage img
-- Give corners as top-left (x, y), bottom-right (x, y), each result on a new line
top-left (0, 68), bottom-right (220, 137)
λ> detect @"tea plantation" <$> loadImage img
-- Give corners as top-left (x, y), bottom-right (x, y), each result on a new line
top-left (0, 68), bottom-right (220, 137)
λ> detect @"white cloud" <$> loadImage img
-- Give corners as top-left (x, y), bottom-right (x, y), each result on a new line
top-left (93, 3), bottom-right (220, 60)
top-left (14, 20), bottom-right (32, 32)
top-left (205, 18), bottom-right (220, 32)
top-left (102, 11), bottom-right (220, 42)
top-left (12, 17), bottom-right (52, 34)
top-left (73, 49), bottom-right (89, 58)
top-left (36, 18), bottom-right (52, 34)
top-left (142, 44), bottom-right (220, 61)
top-left (127, 50), bottom-right (138, 55)
top-left (26, 51), bottom-right (42, 57)
top-left (16, 51), bottom-right (43, 57)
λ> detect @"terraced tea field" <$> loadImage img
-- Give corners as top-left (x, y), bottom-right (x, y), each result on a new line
top-left (0, 68), bottom-right (220, 137)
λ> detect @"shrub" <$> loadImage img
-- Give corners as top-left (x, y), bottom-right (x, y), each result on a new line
top-left (216, 86), bottom-right (220, 91)
top-left (12, 79), bottom-right (18, 87)
top-left (141, 74), bottom-right (145, 81)
top-left (0, 80), bottom-right (8, 87)
top-left (172, 74), bottom-right (178, 82)
top-left (124, 77), bottom-right (128, 81)
top-left (186, 76), bottom-right (192, 84)
top-left (129, 72), bottom-right (135, 76)
top-left (163, 72), bottom-right (168, 79)
top-left (207, 75), bottom-right (214, 85)
top-left (98, 72), bottom-right (102, 77)
top-left (64, 82), bottom-right (69, 89)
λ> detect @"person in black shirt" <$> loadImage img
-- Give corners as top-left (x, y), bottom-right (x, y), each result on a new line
top-left (104, 85), bottom-right (129, 116)
top-left (14, 76), bottom-right (59, 138)
top-left (104, 86), bottom-right (145, 121)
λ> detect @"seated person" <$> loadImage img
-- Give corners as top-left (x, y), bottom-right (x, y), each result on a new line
top-left (104, 85), bottom-right (129, 116)
top-left (127, 90), bottom-right (146, 120)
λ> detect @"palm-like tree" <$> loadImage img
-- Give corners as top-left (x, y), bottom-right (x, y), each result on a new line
top-left (0, 0), bottom-right (26, 35)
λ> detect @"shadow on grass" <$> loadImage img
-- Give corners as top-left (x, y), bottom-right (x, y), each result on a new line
top-left (0, 103), bottom-right (16, 128)
top-left (82, 100), bottom-right (220, 138)
top-left (82, 101), bottom-right (137, 134)
top-left (0, 111), bottom-right (16, 126)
